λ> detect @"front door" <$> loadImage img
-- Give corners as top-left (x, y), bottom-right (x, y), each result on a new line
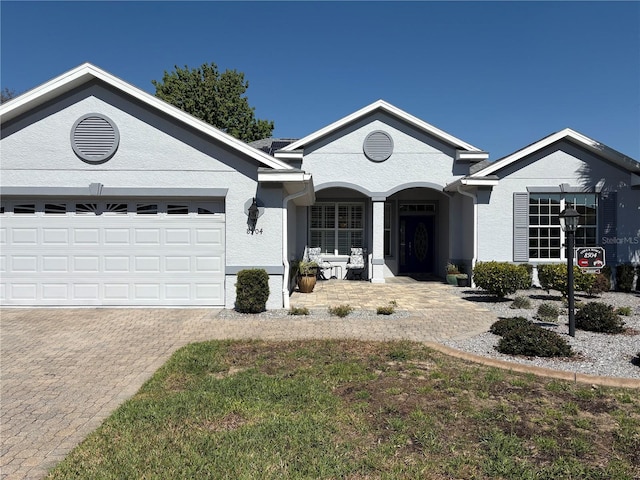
top-left (399, 216), bottom-right (434, 274)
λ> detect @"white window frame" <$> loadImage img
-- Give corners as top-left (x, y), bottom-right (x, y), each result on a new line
top-left (528, 193), bottom-right (598, 261)
top-left (309, 202), bottom-right (364, 255)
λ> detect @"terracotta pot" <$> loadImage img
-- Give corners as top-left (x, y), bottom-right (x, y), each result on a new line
top-left (297, 274), bottom-right (317, 293)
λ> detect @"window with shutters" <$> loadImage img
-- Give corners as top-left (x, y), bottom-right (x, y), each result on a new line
top-left (527, 193), bottom-right (598, 260)
top-left (310, 203), bottom-right (364, 255)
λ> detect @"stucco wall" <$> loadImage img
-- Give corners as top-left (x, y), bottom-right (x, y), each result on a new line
top-left (476, 141), bottom-right (640, 265)
top-left (1, 83), bottom-right (286, 307)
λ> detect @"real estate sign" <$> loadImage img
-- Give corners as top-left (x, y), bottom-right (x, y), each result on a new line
top-left (576, 247), bottom-right (606, 273)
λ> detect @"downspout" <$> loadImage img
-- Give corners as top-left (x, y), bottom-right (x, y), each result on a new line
top-left (457, 184), bottom-right (478, 283)
top-left (282, 179), bottom-right (311, 309)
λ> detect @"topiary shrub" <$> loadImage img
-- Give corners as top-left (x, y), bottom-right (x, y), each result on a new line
top-left (537, 263), bottom-right (594, 296)
top-left (575, 302), bottom-right (625, 334)
top-left (615, 263), bottom-right (635, 292)
top-left (536, 302), bottom-right (560, 323)
top-left (235, 269), bottom-right (270, 313)
top-left (489, 317), bottom-right (530, 336)
top-left (510, 296), bottom-right (532, 309)
top-left (496, 324), bottom-right (574, 357)
top-left (472, 261), bottom-right (531, 298)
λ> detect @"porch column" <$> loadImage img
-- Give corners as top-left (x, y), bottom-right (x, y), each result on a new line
top-left (371, 198), bottom-right (385, 284)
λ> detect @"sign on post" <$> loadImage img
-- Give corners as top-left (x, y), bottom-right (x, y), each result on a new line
top-left (576, 247), bottom-right (606, 274)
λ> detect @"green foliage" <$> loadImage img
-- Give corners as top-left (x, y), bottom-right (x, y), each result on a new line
top-left (536, 302), bottom-right (560, 323)
top-left (586, 271), bottom-right (611, 296)
top-left (510, 296), bottom-right (532, 309)
top-left (472, 262), bottom-right (530, 298)
top-left (496, 324), bottom-right (574, 357)
top-left (1, 87), bottom-right (17, 104)
top-left (615, 263), bottom-right (635, 292)
top-left (235, 269), bottom-right (270, 313)
top-left (575, 302), bottom-right (625, 334)
top-left (537, 263), bottom-right (595, 296)
top-left (297, 261), bottom-right (318, 276)
top-left (489, 317), bottom-right (530, 336)
top-left (289, 306), bottom-right (309, 316)
top-left (328, 304), bottom-right (353, 317)
top-left (615, 306), bottom-right (632, 316)
top-left (152, 62), bottom-right (274, 142)
top-left (376, 304), bottom-right (395, 315)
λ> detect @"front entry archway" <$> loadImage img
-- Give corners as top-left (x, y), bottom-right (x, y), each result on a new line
top-left (399, 215), bottom-right (435, 274)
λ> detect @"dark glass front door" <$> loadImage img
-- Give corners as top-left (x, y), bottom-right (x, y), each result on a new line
top-left (399, 216), bottom-right (434, 274)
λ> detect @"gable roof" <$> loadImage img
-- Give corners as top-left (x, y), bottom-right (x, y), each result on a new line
top-left (470, 128), bottom-right (640, 178)
top-left (278, 100), bottom-right (488, 159)
top-left (0, 63), bottom-right (293, 171)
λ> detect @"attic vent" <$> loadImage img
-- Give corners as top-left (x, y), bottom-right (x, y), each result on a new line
top-left (71, 114), bottom-right (120, 163)
top-left (363, 130), bottom-right (393, 162)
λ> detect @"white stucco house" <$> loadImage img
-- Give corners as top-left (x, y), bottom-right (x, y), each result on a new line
top-left (1, 64), bottom-right (638, 308)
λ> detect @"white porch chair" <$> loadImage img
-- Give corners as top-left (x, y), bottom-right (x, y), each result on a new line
top-left (345, 247), bottom-right (367, 280)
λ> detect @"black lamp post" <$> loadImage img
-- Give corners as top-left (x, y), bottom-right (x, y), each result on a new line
top-left (559, 207), bottom-right (580, 337)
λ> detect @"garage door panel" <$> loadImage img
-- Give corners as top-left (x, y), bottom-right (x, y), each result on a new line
top-left (43, 229), bottom-right (69, 244)
top-left (135, 256), bottom-right (161, 272)
top-left (42, 256), bottom-right (68, 272)
top-left (165, 229), bottom-right (191, 244)
top-left (12, 229), bottom-right (38, 244)
top-left (105, 229), bottom-right (130, 244)
top-left (74, 229), bottom-right (100, 245)
top-left (166, 256), bottom-right (191, 272)
top-left (1, 201), bottom-right (225, 306)
top-left (42, 283), bottom-right (68, 299)
top-left (135, 229), bottom-right (161, 244)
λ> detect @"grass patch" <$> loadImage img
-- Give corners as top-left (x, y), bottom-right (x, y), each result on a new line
top-left (48, 340), bottom-right (640, 479)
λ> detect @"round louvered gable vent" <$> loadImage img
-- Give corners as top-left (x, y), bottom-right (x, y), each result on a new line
top-left (363, 130), bottom-right (393, 162)
top-left (71, 114), bottom-right (120, 163)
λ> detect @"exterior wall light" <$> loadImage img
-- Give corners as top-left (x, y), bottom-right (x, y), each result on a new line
top-left (247, 197), bottom-right (262, 234)
top-left (559, 207), bottom-right (580, 337)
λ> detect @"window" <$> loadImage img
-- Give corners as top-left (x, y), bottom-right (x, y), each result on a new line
top-left (310, 203), bottom-right (364, 255)
top-left (528, 193), bottom-right (597, 260)
top-left (44, 203), bottom-right (67, 214)
top-left (136, 204), bottom-right (157, 215)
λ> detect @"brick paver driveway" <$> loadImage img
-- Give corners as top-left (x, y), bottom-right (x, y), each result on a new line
top-left (1, 285), bottom-right (498, 478)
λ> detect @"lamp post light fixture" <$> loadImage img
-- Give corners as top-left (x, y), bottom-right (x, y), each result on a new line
top-left (559, 207), bottom-right (580, 337)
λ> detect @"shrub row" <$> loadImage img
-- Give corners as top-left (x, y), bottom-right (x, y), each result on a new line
top-left (490, 317), bottom-right (573, 358)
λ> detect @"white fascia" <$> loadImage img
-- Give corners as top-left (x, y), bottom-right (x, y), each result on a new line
top-left (0, 63), bottom-right (291, 172)
top-left (274, 150), bottom-right (304, 161)
top-left (455, 150), bottom-right (489, 161)
top-left (281, 99), bottom-right (484, 153)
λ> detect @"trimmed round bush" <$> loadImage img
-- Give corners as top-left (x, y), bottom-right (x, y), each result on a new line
top-left (490, 317), bottom-right (530, 336)
top-left (235, 268), bottom-right (270, 313)
top-left (496, 324), bottom-right (574, 358)
top-left (575, 302), bottom-right (625, 334)
top-left (472, 262), bottom-right (531, 298)
top-left (537, 264), bottom-right (594, 296)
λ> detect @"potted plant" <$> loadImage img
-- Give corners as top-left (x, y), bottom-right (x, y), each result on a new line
top-left (446, 263), bottom-right (460, 285)
top-left (455, 273), bottom-right (469, 287)
top-left (297, 260), bottom-right (319, 293)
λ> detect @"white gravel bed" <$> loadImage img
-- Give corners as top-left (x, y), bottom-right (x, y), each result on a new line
top-left (444, 286), bottom-right (640, 379)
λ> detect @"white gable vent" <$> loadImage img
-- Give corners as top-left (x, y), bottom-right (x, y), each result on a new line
top-left (363, 130), bottom-right (393, 162)
top-left (71, 114), bottom-right (120, 163)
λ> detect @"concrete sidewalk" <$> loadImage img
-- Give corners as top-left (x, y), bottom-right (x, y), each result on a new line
top-left (1, 280), bottom-right (497, 479)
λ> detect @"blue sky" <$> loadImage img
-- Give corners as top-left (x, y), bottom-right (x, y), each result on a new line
top-left (2, 1), bottom-right (639, 160)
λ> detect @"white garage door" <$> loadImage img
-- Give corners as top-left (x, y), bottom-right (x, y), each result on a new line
top-left (0, 199), bottom-right (225, 306)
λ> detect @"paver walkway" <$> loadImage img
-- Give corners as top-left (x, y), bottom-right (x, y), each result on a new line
top-left (1, 280), bottom-right (497, 479)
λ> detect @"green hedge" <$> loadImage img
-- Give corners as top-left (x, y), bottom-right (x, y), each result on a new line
top-left (537, 264), bottom-right (594, 296)
top-left (235, 269), bottom-right (270, 313)
top-left (472, 262), bottom-right (530, 298)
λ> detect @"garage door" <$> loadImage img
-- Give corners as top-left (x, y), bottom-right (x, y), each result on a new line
top-left (0, 199), bottom-right (225, 306)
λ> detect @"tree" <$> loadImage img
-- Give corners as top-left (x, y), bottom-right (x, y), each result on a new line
top-left (1, 87), bottom-right (17, 104)
top-left (152, 63), bottom-right (274, 142)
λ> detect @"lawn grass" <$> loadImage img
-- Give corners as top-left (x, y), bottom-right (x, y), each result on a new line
top-left (48, 340), bottom-right (640, 479)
